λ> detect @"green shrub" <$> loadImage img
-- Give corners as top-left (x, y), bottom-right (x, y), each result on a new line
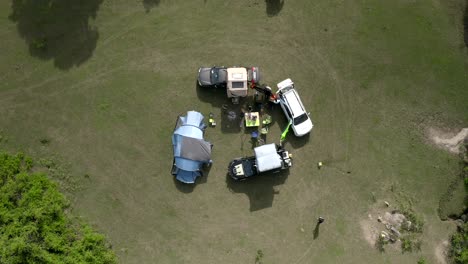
top-left (255, 249), bottom-right (264, 264)
top-left (401, 210), bottom-right (424, 233)
top-left (401, 238), bottom-right (413, 253)
top-left (450, 222), bottom-right (468, 264)
top-left (0, 152), bottom-right (116, 264)
top-left (417, 257), bottom-right (426, 264)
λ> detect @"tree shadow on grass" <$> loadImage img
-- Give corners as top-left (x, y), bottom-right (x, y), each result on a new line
top-left (9, 0), bottom-right (103, 70)
top-left (142, 0), bottom-right (160, 13)
top-left (265, 0), bottom-right (284, 17)
top-left (226, 169), bottom-right (289, 211)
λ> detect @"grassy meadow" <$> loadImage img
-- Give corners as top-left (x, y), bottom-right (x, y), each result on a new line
top-left (0, 0), bottom-right (467, 263)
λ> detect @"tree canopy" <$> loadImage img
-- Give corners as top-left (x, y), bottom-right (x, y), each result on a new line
top-left (0, 152), bottom-right (116, 264)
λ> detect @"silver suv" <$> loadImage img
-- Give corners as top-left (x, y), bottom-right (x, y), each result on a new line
top-left (276, 79), bottom-right (313, 137)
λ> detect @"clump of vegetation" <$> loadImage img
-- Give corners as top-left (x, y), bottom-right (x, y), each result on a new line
top-left (376, 188), bottom-right (425, 254)
top-left (40, 138), bottom-right (50, 145)
top-left (394, 192), bottom-right (424, 234)
top-left (438, 142), bottom-right (467, 220)
top-left (449, 221), bottom-right (468, 264)
top-left (0, 152), bottom-right (116, 263)
top-left (401, 238), bottom-right (413, 253)
top-left (464, 173), bottom-right (468, 187)
top-left (401, 237), bottom-right (421, 253)
top-left (417, 257), bottom-right (426, 264)
top-left (397, 208), bottom-right (424, 254)
top-left (400, 209), bottom-right (424, 233)
top-left (375, 235), bottom-right (387, 252)
top-left (448, 141), bottom-right (468, 264)
top-left (255, 249), bottom-right (264, 264)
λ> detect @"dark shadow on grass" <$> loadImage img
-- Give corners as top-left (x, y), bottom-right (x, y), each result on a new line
top-left (313, 222), bottom-right (320, 239)
top-left (226, 169), bottom-right (289, 211)
top-left (173, 164), bottom-right (210, 193)
top-left (265, 0), bottom-right (284, 17)
top-left (9, 0), bottom-right (103, 70)
top-left (173, 178), bottom-right (195, 193)
top-left (142, 0), bottom-right (160, 13)
top-left (173, 175), bottom-right (207, 193)
top-left (195, 81), bottom-right (291, 143)
top-left (464, 0), bottom-right (468, 47)
top-left (196, 83), bottom-right (249, 134)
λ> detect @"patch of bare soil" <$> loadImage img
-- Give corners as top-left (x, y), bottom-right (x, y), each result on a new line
top-left (429, 128), bottom-right (468, 154)
top-left (360, 218), bottom-right (378, 247)
top-left (434, 240), bottom-right (449, 264)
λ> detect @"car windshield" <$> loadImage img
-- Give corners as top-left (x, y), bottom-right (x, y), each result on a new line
top-left (231, 81), bottom-right (245, 89)
top-left (210, 68), bottom-right (220, 83)
top-left (293, 113), bottom-right (309, 125)
top-left (280, 86), bottom-right (293, 94)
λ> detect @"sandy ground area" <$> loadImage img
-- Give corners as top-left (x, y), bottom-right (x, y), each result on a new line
top-left (429, 128), bottom-right (468, 154)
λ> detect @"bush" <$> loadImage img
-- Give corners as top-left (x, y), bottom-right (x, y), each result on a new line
top-left (401, 210), bottom-right (424, 233)
top-left (0, 152), bottom-right (116, 264)
top-left (449, 222), bottom-right (468, 264)
top-left (255, 249), bottom-right (264, 264)
top-left (401, 238), bottom-right (413, 253)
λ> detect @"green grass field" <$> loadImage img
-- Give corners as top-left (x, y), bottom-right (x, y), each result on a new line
top-left (1, 0), bottom-right (467, 263)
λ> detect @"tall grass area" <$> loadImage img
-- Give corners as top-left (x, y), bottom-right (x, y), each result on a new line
top-left (0, 0), bottom-right (467, 263)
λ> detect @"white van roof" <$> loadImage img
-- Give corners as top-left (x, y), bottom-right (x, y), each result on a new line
top-left (227, 67), bottom-right (247, 81)
top-left (227, 67), bottom-right (247, 90)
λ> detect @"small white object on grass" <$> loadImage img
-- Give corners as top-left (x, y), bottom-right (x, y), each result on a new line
top-left (384, 201), bottom-right (390, 207)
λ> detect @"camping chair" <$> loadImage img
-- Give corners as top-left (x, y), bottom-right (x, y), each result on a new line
top-left (260, 114), bottom-right (272, 136)
top-left (262, 114), bottom-right (272, 126)
top-left (260, 126), bottom-right (269, 135)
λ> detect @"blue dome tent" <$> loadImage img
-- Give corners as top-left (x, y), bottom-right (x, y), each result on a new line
top-left (171, 111), bottom-right (212, 184)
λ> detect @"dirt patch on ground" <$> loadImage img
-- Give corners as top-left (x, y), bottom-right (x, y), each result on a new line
top-left (360, 202), bottom-right (408, 251)
top-left (434, 240), bottom-right (449, 264)
top-left (428, 128), bottom-right (468, 154)
top-left (360, 218), bottom-right (378, 247)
